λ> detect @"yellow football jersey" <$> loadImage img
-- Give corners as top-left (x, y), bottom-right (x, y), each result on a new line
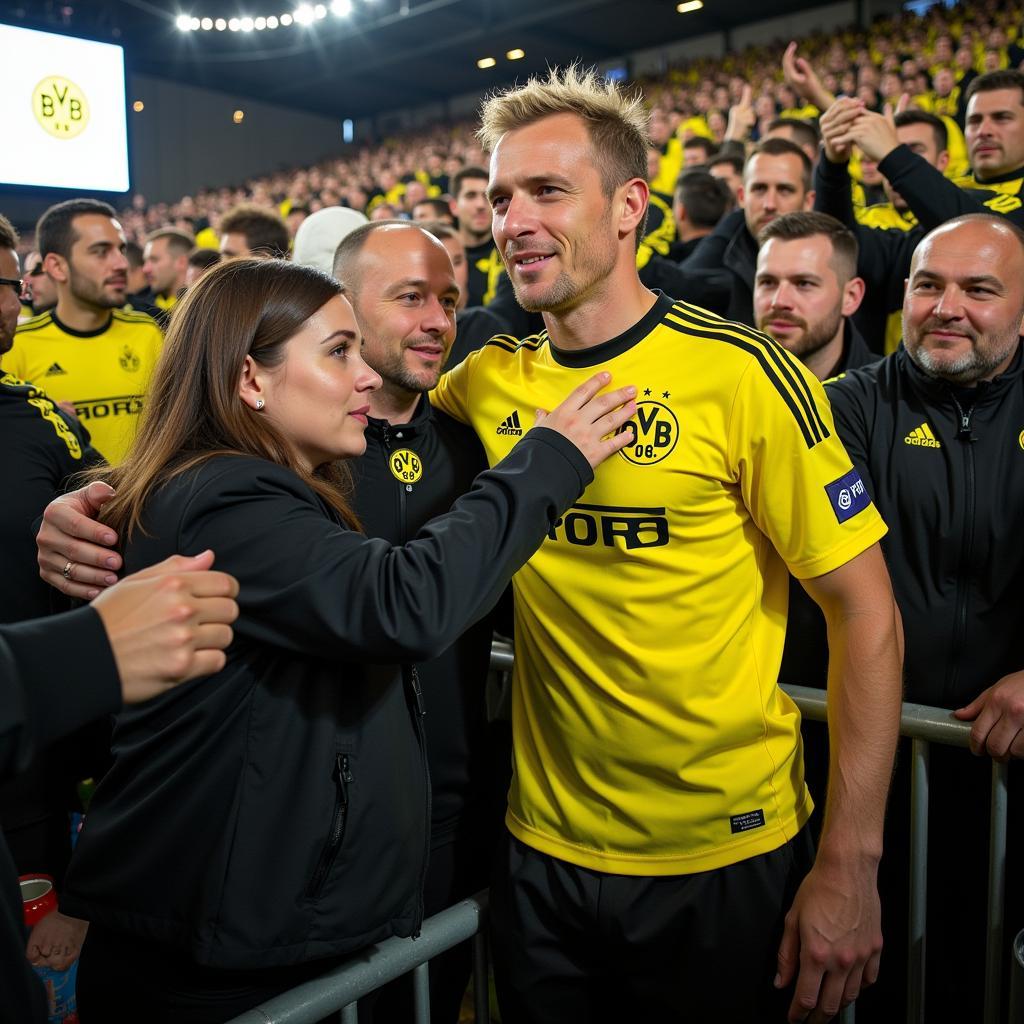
top-left (432, 294), bottom-right (887, 875)
top-left (9, 308), bottom-right (162, 464)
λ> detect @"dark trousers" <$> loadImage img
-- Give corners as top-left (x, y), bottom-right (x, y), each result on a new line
top-left (359, 813), bottom-right (502, 1024)
top-left (77, 923), bottom-right (346, 1024)
top-left (490, 828), bottom-right (814, 1024)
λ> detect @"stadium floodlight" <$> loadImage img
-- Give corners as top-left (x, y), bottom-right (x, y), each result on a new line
top-left (506, 48), bottom-right (525, 60)
top-left (215, 17), bottom-right (227, 29)
top-left (200, 17), bottom-right (213, 29)
top-left (254, 16), bottom-right (267, 29)
top-left (477, 56), bottom-right (497, 68)
top-left (240, 15), bottom-right (254, 30)
top-left (267, 15), bottom-right (279, 27)
top-left (676, 0), bottom-right (703, 11)
top-left (228, 16), bottom-right (241, 30)
top-left (176, 13), bottom-right (192, 31)
top-left (189, 16), bottom-right (201, 29)
top-left (294, 4), bottom-right (316, 24)
top-left (280, 12), bottom-right (293, 25)
top-left (315, 3), bottom-right (328, 17)
top-left (331, 0), bottom-right (353, 15)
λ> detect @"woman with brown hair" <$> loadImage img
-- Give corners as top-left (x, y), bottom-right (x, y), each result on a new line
top-left (59, 257), bottom-right (636, 1021)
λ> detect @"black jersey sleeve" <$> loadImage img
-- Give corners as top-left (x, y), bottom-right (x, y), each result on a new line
top-left (878, 144), bottom-right (1024, 229)
top-left (172, 429), bottom-right (592, 663)
top-left (680, 208), bottom-right (744, 270)
top-left (814, 155), bottom-right (919, 304)
top-left (0, 607), bottom-right (120, 780)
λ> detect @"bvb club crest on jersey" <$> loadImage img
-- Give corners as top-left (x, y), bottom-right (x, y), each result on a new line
top-left (617, 396), bottom-right (679, 466)
top-left (119, 345), bottom-right (141, 373)
top-left (389, 449), bottom-right (423, 484)
top-left (32, 76), bottom-right (90, 140)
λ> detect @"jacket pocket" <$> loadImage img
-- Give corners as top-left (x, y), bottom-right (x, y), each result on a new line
top-left (305, 753), bottom-right (353, 900)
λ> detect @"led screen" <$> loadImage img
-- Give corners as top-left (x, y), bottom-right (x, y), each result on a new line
top-left (0, 23), bottom-right (129, 192)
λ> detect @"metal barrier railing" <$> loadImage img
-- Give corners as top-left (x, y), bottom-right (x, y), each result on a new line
top-left (778, 684), bottom-right (1009, 1024)
top-left (226, 893), bottom-right (491, 1024)
top-left (1011, 929), bottom-right (1024, 1022)
top-left (227, 645), bottom-right (1014, 1024)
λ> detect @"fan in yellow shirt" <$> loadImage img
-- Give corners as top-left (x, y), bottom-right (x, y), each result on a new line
top-left (431, 67), bottom-right (903, 1024)
top-left (7, 199), bottom-right (161, 464)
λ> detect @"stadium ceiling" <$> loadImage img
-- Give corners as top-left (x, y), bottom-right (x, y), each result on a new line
top-left (0, 0), bottom-right (837, 118)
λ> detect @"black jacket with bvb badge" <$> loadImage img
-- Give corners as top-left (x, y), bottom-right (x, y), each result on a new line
top-left (825, 344), bottom-right (1024, 708)
top-left (349, 395), bottom-right (502, 838)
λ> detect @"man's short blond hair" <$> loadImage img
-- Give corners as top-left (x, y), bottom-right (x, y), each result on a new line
top-left (479, 64), bottom-right (648, 191)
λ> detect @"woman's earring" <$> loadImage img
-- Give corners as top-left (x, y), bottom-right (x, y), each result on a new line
top-left (255, 399), bottom-right (265, 410)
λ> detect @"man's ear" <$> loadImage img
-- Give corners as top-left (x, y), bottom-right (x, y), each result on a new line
top-left (842, 276), bottom-right (866, 318)
top-left (619, 178), bottom-right (650, 241)
top-left (43, 252), bottom-right (69, 285)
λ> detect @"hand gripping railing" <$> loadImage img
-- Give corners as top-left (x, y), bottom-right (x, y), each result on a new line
top-left (228, 646), bottom-right (1013, 1024)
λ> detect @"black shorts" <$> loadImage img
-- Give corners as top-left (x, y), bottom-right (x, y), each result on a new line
top-left (490, 827), bottom-right (814, 1024)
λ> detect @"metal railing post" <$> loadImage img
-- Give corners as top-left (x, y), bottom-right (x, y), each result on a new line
top-left (908, 738), bottom-right (930, 1024)
top-left (412, 961), bottom-right (431, 1024)
top-left (340, 1003), bottom-right (358, 1024)
top-left (984, 760), bottom-right (1009, 1024)
top-left (472, 929), bottom-right (490, 1023)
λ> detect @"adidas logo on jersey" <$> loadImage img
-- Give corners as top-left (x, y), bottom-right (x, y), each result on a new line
top-left (496, 410), bottom-right (523, 436)
top-left (45, 362), bottom-right (67, 376)
top-left (904, 422), bottom-right (941, 448)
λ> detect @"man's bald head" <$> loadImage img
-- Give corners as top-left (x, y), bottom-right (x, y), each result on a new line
top-left (333, 220), bottom-right (451, 298)
top-left (903, 214), bottom-right (1024, 385)
top-left (331, 219), bottom-right (460, 399)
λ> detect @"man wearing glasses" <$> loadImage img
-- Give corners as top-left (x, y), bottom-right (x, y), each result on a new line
top-left (20, 252), bottom-right (57, 321)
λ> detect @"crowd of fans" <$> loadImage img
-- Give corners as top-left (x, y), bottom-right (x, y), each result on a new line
top-left (13, 1), bottom-right (1017, 251)
top-left (4, 0), bottom-right (1024, 1022)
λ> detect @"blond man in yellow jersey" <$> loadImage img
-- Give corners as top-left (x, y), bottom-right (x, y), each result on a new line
top-left (432, 67), bottom-right (902, 1024)
top-left (7, 199), bottom-right (161, 464)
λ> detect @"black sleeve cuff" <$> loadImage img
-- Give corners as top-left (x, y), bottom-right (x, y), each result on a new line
top-left (3, 606), bottom-right (121, 754)
top-left (877, 143), bottom-right (916, 182)
top-left (522, 425), bottom-right (595, 499)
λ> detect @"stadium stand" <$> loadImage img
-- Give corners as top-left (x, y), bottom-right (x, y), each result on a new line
top-left (4, 1), bottom-right (1024, 1022)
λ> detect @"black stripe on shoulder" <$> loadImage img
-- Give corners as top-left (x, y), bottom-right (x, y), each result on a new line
top-left (484, 334), bottom-right (521, 353)
top-left (113, 309), bottom-right (159, 326)
top-left (483, 332), bottom-right (547, 354)
top-left (671, 299), bottom-right (724, 323)
top-left (15, 313), bottom-right (55, 335)
top-left (662, 315), bottom-right (824, 449)
top-left (667, 308), bottom-right (830, 445)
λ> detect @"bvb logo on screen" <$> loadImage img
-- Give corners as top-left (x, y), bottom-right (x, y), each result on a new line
top-left (32, 77), bottom-right (90, 139)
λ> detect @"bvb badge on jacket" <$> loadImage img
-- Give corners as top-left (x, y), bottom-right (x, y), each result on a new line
top-left (119, 345), bottom-right (141, 373)
top-left (389, 449), bottom-right (423, 485)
